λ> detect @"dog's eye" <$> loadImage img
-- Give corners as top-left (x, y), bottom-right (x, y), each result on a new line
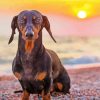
top-left (20, 20), bottom-right (25, 24)
top-left (20, 16), bottom-right (27, 25)
top-left (20, 18), bottom-right (27, 25)
top-left (33, 17), bottom-right (41, 24)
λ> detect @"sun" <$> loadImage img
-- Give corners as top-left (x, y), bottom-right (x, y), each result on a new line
top-left (77, 11), bottom-right (87, 19)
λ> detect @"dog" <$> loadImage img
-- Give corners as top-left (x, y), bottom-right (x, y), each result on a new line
top-left (8, 10), bottom-right (70, 100)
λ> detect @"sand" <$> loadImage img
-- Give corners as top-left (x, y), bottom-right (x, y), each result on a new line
top-left (0, 67), bottom-right (100, 100)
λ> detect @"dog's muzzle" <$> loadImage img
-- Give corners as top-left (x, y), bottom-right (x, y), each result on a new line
top-left (25, 30), bottom-right (34, 39)
top-left (26, 32), bottom-right (34, 38)
top-left (25, 26), bottom-right (34, 39)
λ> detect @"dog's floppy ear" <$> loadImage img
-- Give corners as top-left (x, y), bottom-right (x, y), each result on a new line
top-left (8, 16), bottom-right (18, 44)
top-left (42, 16), bottom-right (56, 43)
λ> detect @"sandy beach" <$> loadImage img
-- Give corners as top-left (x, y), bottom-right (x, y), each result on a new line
top-left (0, 66), bottom-right (100, 100)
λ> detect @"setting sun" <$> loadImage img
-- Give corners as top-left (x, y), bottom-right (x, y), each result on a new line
top-left (77, 11), bottom-right (87, 19)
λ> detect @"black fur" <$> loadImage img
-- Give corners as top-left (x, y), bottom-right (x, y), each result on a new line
top-left (9, 10), bottom-right (70, 96)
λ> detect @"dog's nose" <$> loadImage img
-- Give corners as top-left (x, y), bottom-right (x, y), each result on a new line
top-left (26, 33), bottom-right (33, 38)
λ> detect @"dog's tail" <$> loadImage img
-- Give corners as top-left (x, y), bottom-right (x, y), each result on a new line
top-left (14, 90), bottom-right (23, 93)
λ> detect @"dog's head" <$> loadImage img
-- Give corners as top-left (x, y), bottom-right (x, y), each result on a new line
top-left (8, 10), bottom-right (56, 44)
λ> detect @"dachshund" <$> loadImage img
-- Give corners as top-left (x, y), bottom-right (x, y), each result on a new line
top-left (8, 10), bottom-right (70, 100)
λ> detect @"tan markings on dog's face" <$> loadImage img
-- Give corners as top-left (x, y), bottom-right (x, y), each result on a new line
top-left (35, 72), bottom-right (47, 81)
top-left (18, 16), bottom-right (27, 40)
top-left (57, 82), bottom-right (63, 91)
top-left (14, 72), bottom-right (22, 80)
top-left (32, 25), bottom-right (41, 40)
top-left (20, 27), bottom-right (26, 40)
top-left (24, 25), bottom-right (41, 53)
top-left (21, 90), bottom-right (30, 100)
top-left (23, 16), bottom-right (27, 20)
top-left (32, 16), bottom-right (36, 20)
top-left (25, 40), bottom-right (34, 53)
top-left (24, 27), bottom-right (40, 53)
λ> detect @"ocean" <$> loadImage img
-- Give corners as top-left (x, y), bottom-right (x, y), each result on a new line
top-left (0, 36), bottom-right (100, 75)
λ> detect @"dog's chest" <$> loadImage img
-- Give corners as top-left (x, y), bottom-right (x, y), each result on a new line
top-left (23, 78), bottom-right (45, 93)
top-left (21, 69), bottom-right (47, 93)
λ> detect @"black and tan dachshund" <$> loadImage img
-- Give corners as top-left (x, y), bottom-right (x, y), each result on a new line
top-left (8, 10), bottom-right (70, 100)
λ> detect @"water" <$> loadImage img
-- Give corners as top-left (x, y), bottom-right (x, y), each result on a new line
top-left (0, 36), bottom-right (100, 75)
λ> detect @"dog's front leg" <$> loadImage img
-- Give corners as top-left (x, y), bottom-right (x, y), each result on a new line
top-left (42, 77), bottom-right (52, 100)
top-left (21, 90), bottom-right (30, 100)
top-left (42, 90), bottom-right (51, 100)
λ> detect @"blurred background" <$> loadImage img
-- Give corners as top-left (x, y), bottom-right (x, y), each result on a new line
top-left (0, 0), bottom-right (100, 74)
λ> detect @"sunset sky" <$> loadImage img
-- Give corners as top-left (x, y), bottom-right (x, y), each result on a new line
top-left (0, 0), bottom-right (100, 36)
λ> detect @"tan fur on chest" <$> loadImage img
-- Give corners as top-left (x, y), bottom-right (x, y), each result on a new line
top-left (35, 72), bottom-right (47, 81)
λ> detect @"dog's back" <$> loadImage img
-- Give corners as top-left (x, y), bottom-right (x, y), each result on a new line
top-left (46, 49), bottom-right (70, 93)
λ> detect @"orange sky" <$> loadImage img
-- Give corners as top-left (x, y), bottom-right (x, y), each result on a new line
top-left (0, 0), bottom-right (100, 36)
top-left (0, 0), bottom-right (100, 17)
